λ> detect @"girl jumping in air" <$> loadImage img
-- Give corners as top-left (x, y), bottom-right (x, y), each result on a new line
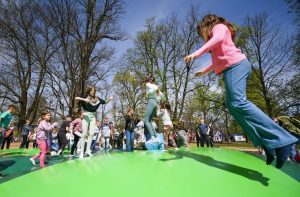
top-left (143, 76), bottom-right (164, 143)
top-left (184, 14), bottom-right (298, 168)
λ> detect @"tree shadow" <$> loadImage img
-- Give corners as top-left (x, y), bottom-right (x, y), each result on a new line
top-left (0, 160), bottom-right (16, 171)
top-left (160, 150), bottom-right (270, 186)
top-left (0, 155), bottom-right (72, 184)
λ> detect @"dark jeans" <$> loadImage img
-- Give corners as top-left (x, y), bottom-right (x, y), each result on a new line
top-left (33, 140), bottom-right (38, 148)
top-left (58, 132), bottom-right (68, 152)
top-left (71, 134), bottom-right (80, 155)
top-left (125, 130), bottom-right (135, 151)
top-left (112, 139), bottom-right (118, 149)
top-left (91, 133), bottom-right (99, 152)
top-left (145, 133), bottom-right (151, 141)
top-left (19, 135), bottom-right (29, 149)
top-left (0, 127), bottom-right (5, 146)
top-left (196, 135), bottom-right (200, 147)
top-left (1, 136), bottom-right (12, 150)
top-left (208, 136), bottom-right (214, 147)
top-left (200, 133), bottom-right (209, 147)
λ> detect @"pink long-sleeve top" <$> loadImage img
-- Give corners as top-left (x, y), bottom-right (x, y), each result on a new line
top-left (192, 24), bottom-right (246, 75)
top-left (36, 120), bottom-right (57, 140)
top-left (70, 118), bottom-right (82, 133)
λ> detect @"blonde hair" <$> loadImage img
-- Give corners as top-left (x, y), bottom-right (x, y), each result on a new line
top-left (197, 14), bottom-right (236, 42)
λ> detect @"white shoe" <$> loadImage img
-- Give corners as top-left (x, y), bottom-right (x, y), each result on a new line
top-left (175, 148), bottom-right (179, 151)
top-left (57, 149), bottom-right (62, 155)
top-left (30, 158), bottom-right (36, 166)
top-left (85, 152), bottom-right (93, 157)
top-left (79, 154), bottom-right (84, 159)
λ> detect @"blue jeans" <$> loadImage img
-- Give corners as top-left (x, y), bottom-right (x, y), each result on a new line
top-left (104, 137), bottom-right (110, 152)
top-left (223, 59), bottom-right (298, 149)
top-left (125, 130), bottom-right (135, 151)
top-left (145, 133), bottom-right (151, 141)
top-left (144, 98), bottom-right (158, 138)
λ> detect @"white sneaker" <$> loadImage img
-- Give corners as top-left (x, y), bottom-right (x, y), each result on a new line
top-left (30, 158), bottom-right (36, 166)
top-left (175, 147), bottom-right (179, 151)
top-left (85, 152), bottom-right (93, 157)
top-left (79, 154), bottom-right (84, 159)
top-left (57, 149), bottom-right (62, 155)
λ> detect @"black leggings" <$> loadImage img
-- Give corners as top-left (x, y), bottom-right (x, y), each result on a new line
top-left (196, 135), bottom-right (200, 147)
top-left (71, 134), bottom-right (81, 155)
top-left (58, 132), bottom-right (68, 151)
top-left (19, 135), bottom-right (29, 149)
top-left (1, 137), bottom-right (12, 150)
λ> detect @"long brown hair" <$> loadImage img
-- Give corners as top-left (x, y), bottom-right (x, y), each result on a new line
top-left (143, 75), bottom-right (155, 83)
top-left (197, 14), bottom-right (236, 42)
top-left (86, 85), bottom-right (96, 97)
top-left (160, 102), bottom-right (172, 113)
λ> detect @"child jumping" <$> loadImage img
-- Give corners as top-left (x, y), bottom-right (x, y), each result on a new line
top-left (184, 14), bottom-right (298, 168)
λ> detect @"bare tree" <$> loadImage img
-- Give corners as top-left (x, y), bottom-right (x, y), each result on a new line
top-left (242, 13), bottom-right (297, 116)
top-left (121, 6), bottom-right (203, 121)
top-left (113, 71), bottom-right (144, 114)
top-left (0, 0), bottom-right (58, 126)
top-left (40, 0), bottom-right (125, 116)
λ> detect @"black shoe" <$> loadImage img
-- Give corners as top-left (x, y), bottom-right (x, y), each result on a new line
top-left (275, 144), bottom-right (293, 169)
top-left (262, 146), bottom-right (275, 165)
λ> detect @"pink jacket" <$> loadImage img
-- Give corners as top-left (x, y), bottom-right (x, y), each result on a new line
top-left (192, 24), bottom-right (246, 74)
top-left (70, 118), bottom-right (82, 133)
top-left (36, 120), bottom-right (57, 140)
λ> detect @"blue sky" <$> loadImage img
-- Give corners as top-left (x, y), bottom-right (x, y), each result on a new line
top-left (108, 0), bottom-right (296, 59)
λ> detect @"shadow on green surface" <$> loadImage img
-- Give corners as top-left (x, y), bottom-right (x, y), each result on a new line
top-left (0, 155), bottom-right (71, 184)
top-left (0, 160), bottom-right (16, 171)
top-left (160, 150), bottom-right (270, 186)
top-left (244, 151), bottom-right (300, 182)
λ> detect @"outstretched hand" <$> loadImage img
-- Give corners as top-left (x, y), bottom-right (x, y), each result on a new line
top-left (75, 97), bottom-right (89, 103)
top-left (184, 54), bottom-right (195, 64)
top-left (108, 96), bottom-right (114, 100)
top-left (195, 71), bottom-right (203, 77)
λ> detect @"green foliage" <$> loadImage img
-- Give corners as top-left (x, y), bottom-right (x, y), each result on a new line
top-left (246, 69), bottom-right (282, 116)
top-left (228, 119), bottom-right (243, 134)
top-left (278, 116), bottom-right (300, 134)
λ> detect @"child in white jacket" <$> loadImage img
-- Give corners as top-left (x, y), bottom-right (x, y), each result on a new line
top-left (157, 102), bottom-right (177, 150)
